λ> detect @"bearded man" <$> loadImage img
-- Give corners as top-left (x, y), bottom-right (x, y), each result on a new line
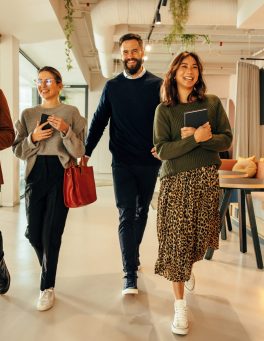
top-left (85, 33), bottom-right (161, 295)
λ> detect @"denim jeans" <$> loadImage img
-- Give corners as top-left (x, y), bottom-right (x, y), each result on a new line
top-left (112, 163), bottom-right (160, 273)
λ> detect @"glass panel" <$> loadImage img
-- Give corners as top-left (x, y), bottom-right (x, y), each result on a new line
top-left (61, 87), bottom-right (87, 118)
top-left (19, 53), bottom-right (38, 197)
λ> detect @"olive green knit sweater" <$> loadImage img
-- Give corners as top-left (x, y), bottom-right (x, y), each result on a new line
top-left (154, 94), bottom-right (233, 179)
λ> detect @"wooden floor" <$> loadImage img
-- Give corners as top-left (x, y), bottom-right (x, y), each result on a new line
top-left (0, 185), bottom-right (264, 341)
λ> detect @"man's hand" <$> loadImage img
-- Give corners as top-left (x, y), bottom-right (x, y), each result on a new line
top-left (83, 155), bottom-right (90, 166)
top-left (151, 147), bottom-right (161, 160)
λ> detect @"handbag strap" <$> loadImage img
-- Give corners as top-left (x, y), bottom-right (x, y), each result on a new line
top-left (67, 156), bottom-right (88, 168)
top-left (68, 158), bottom-right (76, 167)
top-left (79, 156), bottom-right (89, 167)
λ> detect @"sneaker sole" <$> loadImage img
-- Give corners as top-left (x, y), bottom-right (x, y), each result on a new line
top-left (171, 323), bottom-right (189, 335)
top-left (37, 304), bottom-right (54, 312)
top-left (122, 288), bottom-right (138, 295)
top-left (37, 299), bottom-right (55, 311)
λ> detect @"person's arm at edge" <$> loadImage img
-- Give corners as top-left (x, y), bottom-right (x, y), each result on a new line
top-left (0, 89), bottom-right (15, 150)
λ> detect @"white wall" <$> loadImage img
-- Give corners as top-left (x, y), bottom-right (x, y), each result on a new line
top-left (229, 74), bottom-right (237, 104)
top-left (88, 74), bottom-right (112, 174)
top-left (204, 74), bottom-right (231, 99)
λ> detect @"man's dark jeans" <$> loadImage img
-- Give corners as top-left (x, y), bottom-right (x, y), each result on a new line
top-left (112, 163), bottom-right (159, 274)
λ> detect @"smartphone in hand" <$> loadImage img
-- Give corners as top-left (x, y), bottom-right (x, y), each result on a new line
top-left (40, 113), bottom-right (52, 130)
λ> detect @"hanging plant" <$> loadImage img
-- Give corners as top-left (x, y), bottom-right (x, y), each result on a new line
top-left (164, 0), bottom-right (210, 48)
top-left (180, 33), bottom-right (211, 49)
top-left (63, 0), bottom-right (74, 71)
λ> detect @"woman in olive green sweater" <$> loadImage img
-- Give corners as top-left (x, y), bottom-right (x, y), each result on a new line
top-left (153, 52), bottom-right (232, 335)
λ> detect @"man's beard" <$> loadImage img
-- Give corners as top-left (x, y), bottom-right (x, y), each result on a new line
top-left (123, 58), bottom-right (143, 75)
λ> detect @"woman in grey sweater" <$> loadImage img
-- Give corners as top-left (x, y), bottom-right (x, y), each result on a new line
top-left (13, 66), bottom-right (86, 311)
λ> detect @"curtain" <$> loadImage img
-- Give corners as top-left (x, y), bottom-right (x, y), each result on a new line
top-left (233, 61), bottom-right (263, 159)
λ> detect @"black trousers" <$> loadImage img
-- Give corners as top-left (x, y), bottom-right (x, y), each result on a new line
top-left (112, 163), bottom-right (160, 274)
top-left (25, 156), bottom-right (68, 291)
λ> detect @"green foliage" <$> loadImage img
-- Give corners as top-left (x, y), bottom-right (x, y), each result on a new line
top-left (164, 0), bottom-right (210, 49)
top-left (169, 0), bottom-right (190, 34)
top-left (181, 34), bottom-right (211, 49)
top-left (64, 0), bottom-right (74, 71)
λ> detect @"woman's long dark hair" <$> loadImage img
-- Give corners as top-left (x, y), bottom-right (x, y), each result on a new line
top-left (160, 51), bottom-right (206, 106)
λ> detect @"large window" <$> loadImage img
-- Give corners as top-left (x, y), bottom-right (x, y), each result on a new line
top-left (19, 52), bottom-right (39, 197)
top-left (61, 85), bottom-right (88, 119)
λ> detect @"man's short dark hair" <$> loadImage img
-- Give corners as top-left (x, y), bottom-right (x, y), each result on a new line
top-left (119, 33), bottom-right (143, 48)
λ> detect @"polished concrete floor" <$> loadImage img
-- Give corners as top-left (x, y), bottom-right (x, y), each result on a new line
top-left (1, 184), bottom-right (264, 341)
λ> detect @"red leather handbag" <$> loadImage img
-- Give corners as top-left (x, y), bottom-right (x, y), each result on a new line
top-left (63, 156), bottom-right (97, 208)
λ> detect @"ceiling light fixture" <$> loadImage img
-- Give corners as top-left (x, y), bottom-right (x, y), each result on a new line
top-left (155, 11), bottom-right (161, 25)
top-left (146, 0), bottom-right (167, 42)
top-left (145, 43), bottom-right (152, 52)
top-left (241, 57), bottom-right (264, 61)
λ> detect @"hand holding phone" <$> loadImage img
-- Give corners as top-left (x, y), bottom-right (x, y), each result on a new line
top-left (40, 113), bottom-right (52, 130)
top-left (31, 114), bottom-right (53, 143)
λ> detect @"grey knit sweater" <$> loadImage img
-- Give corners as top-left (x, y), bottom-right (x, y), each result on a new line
top-left (154, 94), bottom-right (233, 179)
top-left (13, 103), bottom-right (86, 179)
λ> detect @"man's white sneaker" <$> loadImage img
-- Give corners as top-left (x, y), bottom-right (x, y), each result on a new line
top-left (37, 288), bottom-right (55, 311)
top-left (171, 299), bottom-right (189, 335)
top-left (184, 272), bottom-right (195, 292)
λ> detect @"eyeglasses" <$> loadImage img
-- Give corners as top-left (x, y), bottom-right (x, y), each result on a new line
top-left (34, 78), bottom-right (56, 86)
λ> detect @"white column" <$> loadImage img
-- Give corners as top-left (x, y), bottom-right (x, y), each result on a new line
top-left (0, 35), bottom-right (20, 206)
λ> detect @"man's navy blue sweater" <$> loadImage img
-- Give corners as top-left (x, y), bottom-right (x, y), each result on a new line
top-left (85, 71), bottom-right (161, 166)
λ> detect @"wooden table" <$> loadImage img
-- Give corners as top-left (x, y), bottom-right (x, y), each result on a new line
top-left (217, 170), bottom-right (248, 236)
top-left (205, 177), bottom-right (264, 269)
top-left (218, 170), bottom-right (248, 179)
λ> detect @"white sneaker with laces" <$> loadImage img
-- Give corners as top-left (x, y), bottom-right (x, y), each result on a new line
top-left (184, 272), bottom-right (195, 292)
top-left (171, 299), bottom-right (189, 335)
top-left (37, 288), bottom-right (55, 311)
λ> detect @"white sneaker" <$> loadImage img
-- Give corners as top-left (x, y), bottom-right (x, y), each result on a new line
top-left (171, 299), bottom-right (189, 335)
top-left (184, 272), bottom-right (195, 292)
top-left (37, 288), bottom-right (55, 311)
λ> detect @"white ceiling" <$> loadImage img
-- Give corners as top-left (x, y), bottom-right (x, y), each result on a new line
top-left (51, 0), bottom-right (264, 82)
top-left (0, 0), bottom-right (85, 85)
top-left (1, 0), bottom-right (264, 86)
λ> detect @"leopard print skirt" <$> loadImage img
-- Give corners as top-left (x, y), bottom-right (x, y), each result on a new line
top-left (155, 165), bottom-right (220, 282)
